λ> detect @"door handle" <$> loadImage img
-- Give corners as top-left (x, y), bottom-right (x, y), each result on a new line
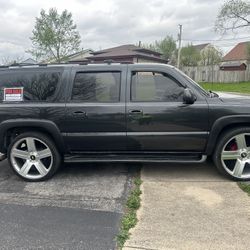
top-left (73, 111), bottom-right (87, 117)
top-left (129, 109), bottom-right (143, 114)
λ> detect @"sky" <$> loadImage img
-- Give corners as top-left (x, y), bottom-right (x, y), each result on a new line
top-left (0, 0), bottom-right (250, 62)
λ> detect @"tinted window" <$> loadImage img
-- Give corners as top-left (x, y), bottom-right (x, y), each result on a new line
top-left (131, 71), bottom-right (184, 102)
top-left (71, 72), bottom-right (120, 102)
top-left (0, 70), bottom-right (62, 101)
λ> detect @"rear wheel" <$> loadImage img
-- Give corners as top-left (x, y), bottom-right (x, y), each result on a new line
top-left (213, 127), bottom-right (250, 181)
top-left (8, 132), bottom-right (61, 181)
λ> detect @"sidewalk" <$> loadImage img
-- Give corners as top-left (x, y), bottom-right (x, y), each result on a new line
top-left (124, 162), bottom-right (250, 250)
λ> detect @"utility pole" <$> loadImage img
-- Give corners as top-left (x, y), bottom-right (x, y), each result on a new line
top-left (177, 24), bottom-right (182, 69)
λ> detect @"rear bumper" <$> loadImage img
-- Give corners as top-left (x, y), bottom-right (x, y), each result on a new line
top-left (0, 152), bottom-right (6, 161)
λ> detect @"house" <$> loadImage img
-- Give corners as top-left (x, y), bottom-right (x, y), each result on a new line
top-left (66, 49), bottom-right (93, 63)
top-left (87, 44), bottom-right (168, 64)
top-left (193, 43), bottom-right (210, 53)
top-left (220, 42), bottom-right (249, 71)
top-left (20, 58), bottom-right (38, 65)
top-left (182, 43), bottom-right (222, 82)
top-left (44, 49), bottom-right (93, 64)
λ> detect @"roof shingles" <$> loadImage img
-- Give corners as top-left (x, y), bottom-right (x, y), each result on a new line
top-left (87, 44), bottom-right (168, 63)
top-left (223, 42), bottom-right (250, 61)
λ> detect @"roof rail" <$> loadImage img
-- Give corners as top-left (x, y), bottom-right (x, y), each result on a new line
top-left (120, 61), bottom-right (134, 64)
top-left (103, 59), bottom-right (115, 65)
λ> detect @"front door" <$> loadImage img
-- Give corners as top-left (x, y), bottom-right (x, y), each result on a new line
top-left (64, 66), bottom-right (127, 152)
top-left (126, 65), bottom-right (209, 152)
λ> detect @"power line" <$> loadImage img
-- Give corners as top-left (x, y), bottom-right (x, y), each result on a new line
top-left (182, 36), bottom-right (250, 42)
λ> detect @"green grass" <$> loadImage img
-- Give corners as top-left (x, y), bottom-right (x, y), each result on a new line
top-left (116, 177), bottom-right (142, 249)
top-left (199, 82), bottom-right (250, 94)
top-left (238, 182), bottom-right (250, 196)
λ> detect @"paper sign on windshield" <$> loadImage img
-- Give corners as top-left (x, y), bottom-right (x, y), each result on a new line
top-left (4, 87), bottom-right (23, 101)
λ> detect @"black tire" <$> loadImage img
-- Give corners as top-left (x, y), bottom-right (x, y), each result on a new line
top-left (7, 132), bottom-right (61, 182)
top-left (213, 127), bottom-right (250, 181)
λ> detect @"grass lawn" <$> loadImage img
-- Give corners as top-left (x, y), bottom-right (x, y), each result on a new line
top-left (116, 177), bottom-right (142, 249)
top-left (238, 183), bottom-right (250, 196)
top-left (199, 82), bottom-right (250, 94)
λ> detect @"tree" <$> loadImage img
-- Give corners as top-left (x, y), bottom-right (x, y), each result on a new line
top-left (1, 55), bottom-right (24, 66)
top-left (154, 36), bottom-right (177, 61)
top-left (29, 8), bottom-right (81, 62)
top-left (143, 36), bottom-right (177, 63)
top-left (215, 0), bottom-right (250, 33)
top-left (180, 45), bottom-right (201, 67)
top-left (200, 46), bottom-right (222, 66)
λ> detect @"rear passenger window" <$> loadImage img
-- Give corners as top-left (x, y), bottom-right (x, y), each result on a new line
top-left (131, 71), bottom-right (184, 102)
top-left (0, 70), bottom-right (62, 102)
top-left (71, 72), bottom-right (120, 102)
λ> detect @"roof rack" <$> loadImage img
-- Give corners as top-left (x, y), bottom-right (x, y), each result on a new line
top-left (120, 61), bottom-right (134, 64)
top-left (0, 60), bottom-right (135, 70)
top-left (103, 59), bottom-right (115, 65)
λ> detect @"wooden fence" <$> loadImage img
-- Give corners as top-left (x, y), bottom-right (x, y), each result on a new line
top-left (182, 65), bottom-right (250, 83)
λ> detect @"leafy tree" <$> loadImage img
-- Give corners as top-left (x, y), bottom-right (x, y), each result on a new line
top-left (1, 55), bottom-right (24, 66)
top-left (200, 46), bottom-right (223, 66)
top-left (215, 0), bottom-right (250, 33)
top-left (29, 8), bottom-right (81, 62)
top-left (180, 44), bottom-right (201, 67)
top-left (143, 36), bottom-right (177, 63)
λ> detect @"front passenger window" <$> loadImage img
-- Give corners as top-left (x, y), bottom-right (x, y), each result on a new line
top-left (131, 71), bottom-right (184, 102)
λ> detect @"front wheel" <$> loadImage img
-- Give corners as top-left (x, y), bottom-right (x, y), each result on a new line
top-left (7, 132), bottom-right (61, 181)
top-left (213, 128), bottom-right (250, 181)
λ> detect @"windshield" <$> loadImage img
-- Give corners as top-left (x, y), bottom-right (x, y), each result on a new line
top-left (174, 68), bottom-right (210, 97)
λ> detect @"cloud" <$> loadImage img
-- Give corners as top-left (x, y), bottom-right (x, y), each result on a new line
top-left (0, 0), bottom-right (243, 61)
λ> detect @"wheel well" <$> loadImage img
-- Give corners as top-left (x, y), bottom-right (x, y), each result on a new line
top-left (210, 122), bottom-right (250, 155)
top-left (4, 127), bottom-right (62, 152)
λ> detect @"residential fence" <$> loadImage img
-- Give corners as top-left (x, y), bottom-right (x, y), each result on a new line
top-left (182, 65), bottom-right (250, 83)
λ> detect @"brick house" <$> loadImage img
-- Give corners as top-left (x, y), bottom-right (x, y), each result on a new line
top-left (220, 42), bottom-right (249, 71)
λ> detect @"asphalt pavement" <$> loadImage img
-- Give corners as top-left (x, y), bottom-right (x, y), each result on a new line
top-left (0, 160), bottom-right (137, 250)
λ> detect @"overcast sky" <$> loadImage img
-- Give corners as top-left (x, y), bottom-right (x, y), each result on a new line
top-left (0, 0), bottom-right (249, 62)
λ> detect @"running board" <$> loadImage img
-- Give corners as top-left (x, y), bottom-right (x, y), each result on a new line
top-left (64, 153), bottom-right (207, 163)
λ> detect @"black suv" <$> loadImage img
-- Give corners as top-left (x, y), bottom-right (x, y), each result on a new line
top-left (0, 63), bottom-right (249, 181)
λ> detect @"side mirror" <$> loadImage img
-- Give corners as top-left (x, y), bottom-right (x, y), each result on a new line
top-left (183, 88), bottom-right (196, 104)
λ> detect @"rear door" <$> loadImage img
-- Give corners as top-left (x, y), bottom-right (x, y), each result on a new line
top-left (64, 65), bottom-right (127, 152)
top-left (0, 67), bottom-right (67, 132)
top-left (126, 64), bottom-right (209, 152)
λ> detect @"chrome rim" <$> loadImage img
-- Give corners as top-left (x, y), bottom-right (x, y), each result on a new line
top-left (221, 133), bottom-right (250, 179)
top-left (10, 137), bottom-right (53, 180)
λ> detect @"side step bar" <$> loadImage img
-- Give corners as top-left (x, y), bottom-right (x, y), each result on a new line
top-left (64, 154), bottom-right (207, 163)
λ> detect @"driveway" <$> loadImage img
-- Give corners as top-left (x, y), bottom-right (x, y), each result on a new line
top-left (124, 161), bottom-right (250, 250)
top-left (0, 160), bottom-right (137, 250)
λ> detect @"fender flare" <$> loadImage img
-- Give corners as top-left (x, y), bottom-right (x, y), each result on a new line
top-left (206, 115), bottom-right (250, 155)
top-left (0, 119), bottom-right (65, 153)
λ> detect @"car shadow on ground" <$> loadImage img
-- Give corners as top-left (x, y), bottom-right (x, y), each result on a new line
top-left (140, 159), bottom-right (229, 182)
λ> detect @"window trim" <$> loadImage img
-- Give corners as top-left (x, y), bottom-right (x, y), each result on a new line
top-left (70, 71), bottom-right (122, 103)
top-left (130, 70), bottom-right (184, 103)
